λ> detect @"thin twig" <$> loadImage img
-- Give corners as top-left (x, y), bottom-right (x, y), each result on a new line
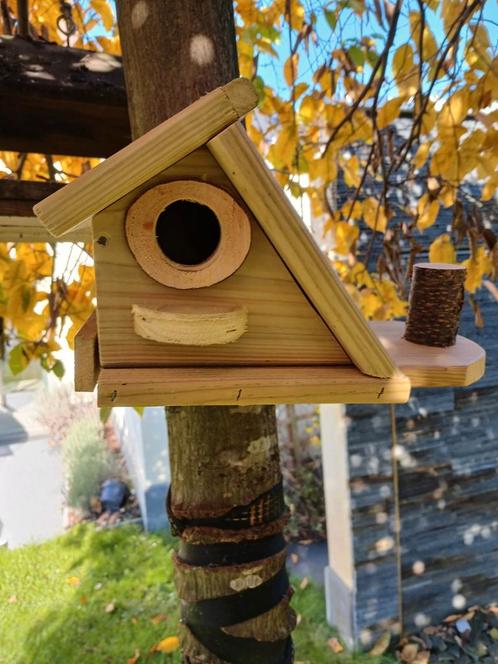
top-left (321, 0), bottom-right (403, 158)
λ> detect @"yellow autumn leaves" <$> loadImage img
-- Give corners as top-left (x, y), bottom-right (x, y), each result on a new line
top-left (334, 261), bottom-right (408, 321)
top-left (235, 0), bottom-right (498, 320)
top-left (0, 243), bottom-right (95, 375)
top-left (1, 0), bottom-right (496, 366)
top-left (11, 0), bottom-right (121, 52)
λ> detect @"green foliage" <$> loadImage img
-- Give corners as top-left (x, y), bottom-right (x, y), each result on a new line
top-left (0, 525), bottom-right (180, 663)
top-left (62, 418), bottom-right (116, 510)
top-left (0, 524), bottom-right (396, 664)
top-left (285, 456), bottom-right (327, 541)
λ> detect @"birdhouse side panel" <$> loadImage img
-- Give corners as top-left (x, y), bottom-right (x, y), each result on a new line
top-left (92, 149), bottom-right (350, 368)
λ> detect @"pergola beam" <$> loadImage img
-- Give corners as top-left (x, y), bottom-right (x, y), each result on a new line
top-left (0, 179), bottom-right (90, 242)
top-left (0, 35), bottom-right (130, 157)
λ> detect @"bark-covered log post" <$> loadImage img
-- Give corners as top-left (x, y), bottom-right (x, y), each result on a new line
top-left (404, 263), bottom-right (466, 347)
top-left (115, 2), bottom-right (295, 662)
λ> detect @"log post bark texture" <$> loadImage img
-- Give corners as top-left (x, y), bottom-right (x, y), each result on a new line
top-left (115, 2), bottom-right (295, 662)
top-left (404, 263), bottom-right (466, 347)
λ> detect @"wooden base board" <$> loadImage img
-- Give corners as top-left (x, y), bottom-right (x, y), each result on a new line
top-left (96, 366), bottom-right (411, 406)
top-left (371, 320), bottom-right (485, 387)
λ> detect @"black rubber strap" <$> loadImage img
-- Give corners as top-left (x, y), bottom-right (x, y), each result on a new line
top-left (178, 533), bottom-right (286, 567)
top-left (183, 566), bottom-right (290, 628)
top-left (167, 481), bottom-right (285, 535)
top-left (187, 625), bottom-right (293, 664)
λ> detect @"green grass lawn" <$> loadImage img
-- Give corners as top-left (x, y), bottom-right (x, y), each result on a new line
top-left (0, 524), bottom-right (395, 664)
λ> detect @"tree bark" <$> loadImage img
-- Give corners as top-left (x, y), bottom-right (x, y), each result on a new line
top-left (116, 1), bottom-right (239, 137)
top-left (115, 2), bottom-right (294, 662)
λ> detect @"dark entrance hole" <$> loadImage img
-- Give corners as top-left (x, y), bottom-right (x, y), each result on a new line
top-left (156, 200), bottom-right (221, 266)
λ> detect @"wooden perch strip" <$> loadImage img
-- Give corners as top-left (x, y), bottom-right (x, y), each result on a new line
top-left (33, 78), bottom-right (258, 238)
top-left (0, 36), bottom-right (130, 157)
top-left (132, 304), bottom-right (248, 346)
top-left (405, 263), bottom-right (466, 347)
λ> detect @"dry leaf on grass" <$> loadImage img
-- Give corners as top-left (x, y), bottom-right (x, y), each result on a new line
top-left (299, 576), bottom-right (309, 590)
top-left (327, 637), bottom-right (344, 653)
top-left (127, 650), bottom-right (140, 664)
top-left (400, 643), bottom-right (419, 662)
top-left (105, 602), bottom-right (116, 613)
top-left (150, 613), bottom-right (168, 625)
top-left (369, 631), bottom-right (391, 656)
top-left (151, 636), bottom-right (180, 654)
top-left (66, 576), bottom-right (81, 587)
top-left (7, 595), bottom-right (17, 604)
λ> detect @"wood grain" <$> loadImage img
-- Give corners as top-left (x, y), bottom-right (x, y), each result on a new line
top-left (97, 366), bottom-right (411, 406)
top-left (33, 78), bottom-right (258, 238)
top-left (125, 180), bottom-right (251, 288)
top-left (371, 320), bottom-right (485, 387)
top-left (0, 215), bottom-right (91, 243)
top-left (93, 149), bottom-right (349, 368)
top-left (208, 123), bottom-right (397, 379)
top-left (74, 312), bottom-right (99, 392)
top-left (132, 303), bottom-right (248, 345)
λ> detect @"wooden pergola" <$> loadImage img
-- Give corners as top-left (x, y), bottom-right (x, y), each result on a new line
top-left (0, 35), bottom-right (129, 242)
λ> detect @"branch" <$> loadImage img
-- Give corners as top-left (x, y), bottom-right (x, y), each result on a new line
top-left (16, 0), bottom-right (29, 36)
top-left (396, 0), bottom-right (483, 168)
top-left (1, 0), bottom-right (13, 34)
top-left (321, 0), bottom-right (402, 158)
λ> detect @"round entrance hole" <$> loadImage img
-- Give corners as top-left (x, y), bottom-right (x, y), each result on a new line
top-left (125, 180), bottom-right (251, 289)
top-left (156, 200), bottom-right (221, 266)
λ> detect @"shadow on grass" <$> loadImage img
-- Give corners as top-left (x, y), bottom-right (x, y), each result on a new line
top-left (12, 525), bottom-right (181, 664)
top-left (1, 524), bottom-right (395, 664)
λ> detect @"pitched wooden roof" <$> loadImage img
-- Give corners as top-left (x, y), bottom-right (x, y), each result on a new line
top-left (33, 78), bottom-right (258, 237)
top-left (208, 124), bottom-right (397, 379)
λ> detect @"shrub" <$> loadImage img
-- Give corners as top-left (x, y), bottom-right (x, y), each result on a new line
top-left (62, 417), bottom-right (117, 511)
top-left (277, 405), bottom-right (326, 541)
top-left (36, 384), bottom-right (98, 446)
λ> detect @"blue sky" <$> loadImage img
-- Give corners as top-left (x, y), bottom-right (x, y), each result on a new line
top-left (250, 0), bottom-right (498, 102)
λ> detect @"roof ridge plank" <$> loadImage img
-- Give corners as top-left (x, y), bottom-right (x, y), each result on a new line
top-left (33, 78), bottom-right (258, 238)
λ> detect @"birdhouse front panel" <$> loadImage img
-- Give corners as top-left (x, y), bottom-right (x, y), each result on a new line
top-left (92, 148), bottom-right (350, 369)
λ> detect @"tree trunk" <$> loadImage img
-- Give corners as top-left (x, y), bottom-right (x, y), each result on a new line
top-left (115, 2), bottom-right (295, 662)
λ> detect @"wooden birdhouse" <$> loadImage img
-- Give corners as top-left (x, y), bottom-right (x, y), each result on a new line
top-left (33, 79), bottom-right (485, 407)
